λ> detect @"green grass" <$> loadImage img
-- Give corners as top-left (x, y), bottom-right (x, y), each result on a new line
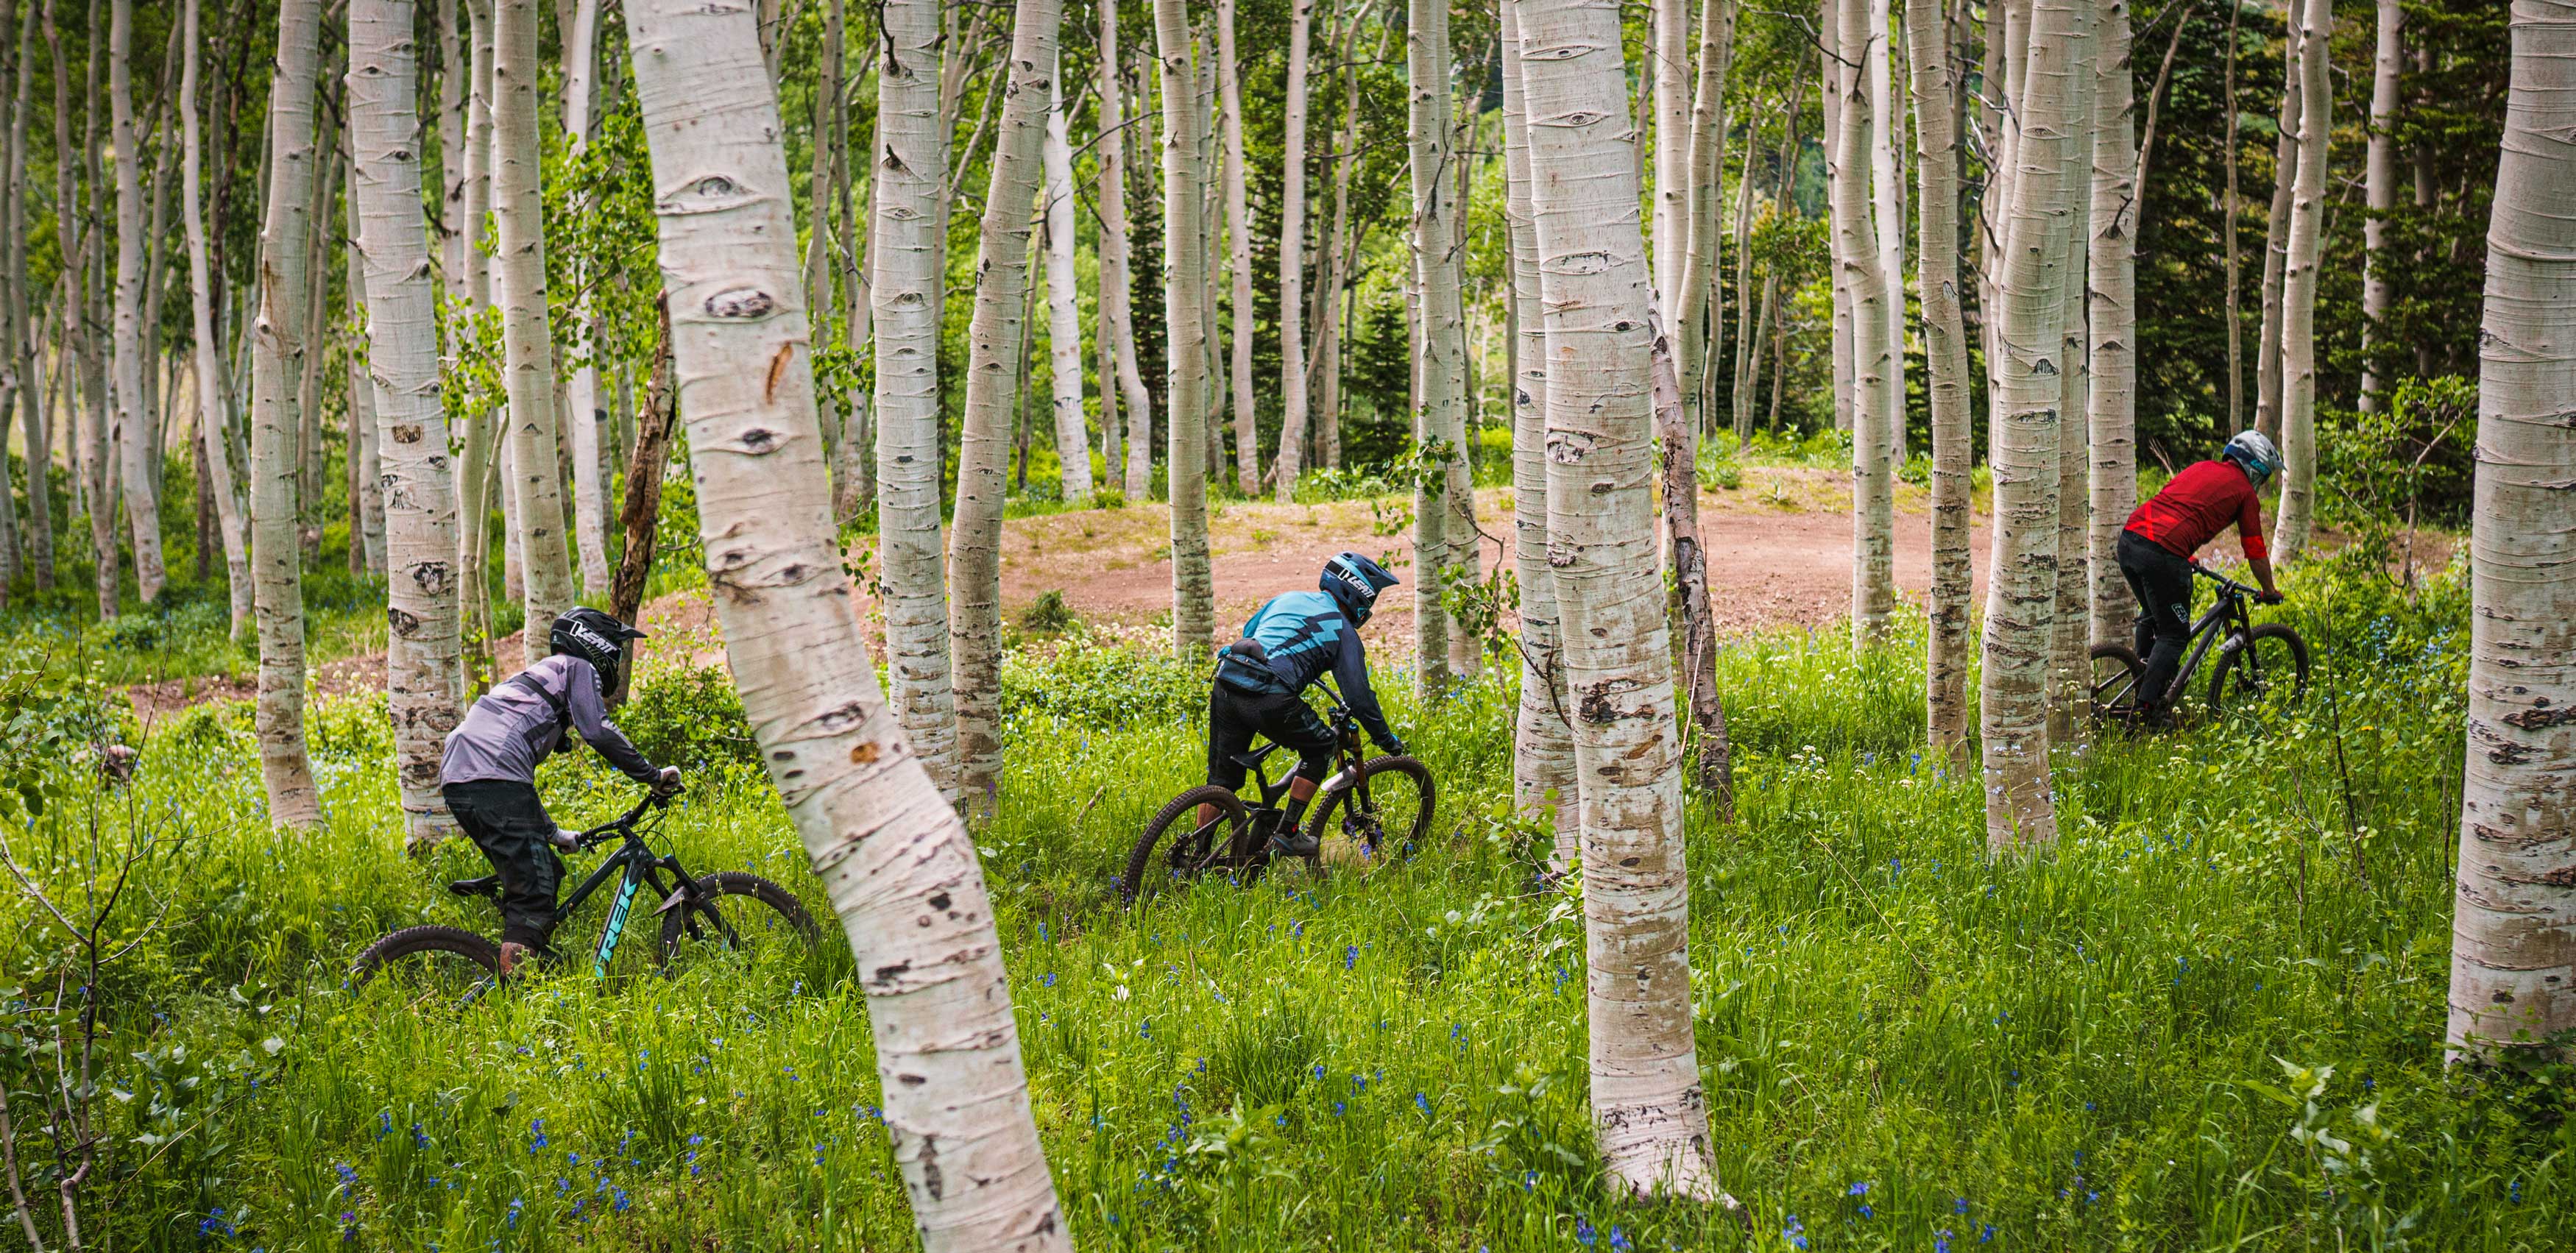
top-left (0, 550), bottom-right (2565, 1251)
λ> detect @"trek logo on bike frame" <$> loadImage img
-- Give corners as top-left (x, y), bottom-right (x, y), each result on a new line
top-left (593, 871), bottom-right (641, 977)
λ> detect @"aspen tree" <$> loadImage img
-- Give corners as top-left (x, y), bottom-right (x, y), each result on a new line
top-left (1653, 0), bottom-right (1690, 300)
top-left (492, 0), bottom-right (576, 662)
top-left (617, 0), bottom-right (1071, 1240)
top-left (1097, 0), bottom-right (1155, 501)
top-left (2274, 0), bottom-right (2330, 559)
top-left (1408, 0), bottom-right (1468, 693)
top-left (2360, 0), bottom-right (2401, 413)
top-left (2254, 7), bottom-right (2299, 444)
top-left (1833, 0), bottom-right (1897, 644)
top-left (180, 0), bottom-right (251, 636)
top-left (1913, 0), bottom-right (1973, 764)
top-left (564, 0), bottom-right (609, 594)
top-left (2049, 0), bottom-right (2095, 742)
top-left (1274, 0), bottom-right (1316, 501)
top-left (1215, 0), bottom-right (1257, 494)
top-left (1155, 0), bottom-right (1216, 658)
top-left (2087, 0), bottom-right (2138, 645)
top-left (107, 0), bottom-right (164, 604)
top-left (1673, 0), bottom-right (1733, 437)
top-left (1868, 0), bottom-right (1906, 466)
top-left (1041, 63), bottom-right (1091, 502)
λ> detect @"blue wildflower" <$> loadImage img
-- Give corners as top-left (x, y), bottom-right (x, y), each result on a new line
top-left (1575, 1215), bottom-right (1597, 1246)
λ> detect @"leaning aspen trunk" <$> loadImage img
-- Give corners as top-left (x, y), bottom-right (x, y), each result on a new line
top-left (107, 0), bottom-right (164, 605)
top-left (563, 0), bottom-right (611, 596)
top-left (1155, 0), bottom-right (1216, 659)
top-left (1832, 0), bottom-right (1896, 646)
top-left (2273, 0), bottom-right (2329, 561)
top-left (2048, 5), bottom-right (2095, 744)
top-left (249, 0), bottom-right (326, 827)
top-left (1041, 68), bottom-right (1091, 503)
top-left (1097, 0), bottom-right (1154, 502)
top-left (180, 0), bottom-right (251, 637)
top-left (1273, 0), bottom-right (1315, 503)
top-left (492, 0), bottom-right (576, 661)
top-left (1513, 0), bottom-right (1726, 1201)
top-left (949, 0), bottom-right (1061, 819)
top-left (1979, 0), bottom-right (2085, 852)
top-left (2359, 0), bottom-right (2401, 413)
top-left (1406, 0), bottom-right (1466, 695)
top-left (1215, 0), bottom-right (1258, 494)
top-left (1911, 0), bottom-right (1972, 766)
top-left (1500, 3), bottom-right (1576, 869)
top-left (618, 2), bottom-right (1072, 1240)
top-left (2087, 0), bottom-right (2138, 647)
top-left (1651, 300), bottom-right (1735, 812)
top-left (2254, 12), bottom-right (2299, 446)
top-left (2446, 0), bottom-right (2576, 1062)
top-left (874, 0), bottom-right (959, 795)
top-left (351, 0), bottom-right (465, 841)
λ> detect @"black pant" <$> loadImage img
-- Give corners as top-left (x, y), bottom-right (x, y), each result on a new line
top-left (2117, 530), bottom-right (2195, 711)
top-left (1206, 681), bottom-right (1337, 791)
top-left (444, 780), bottom-right (564, 950)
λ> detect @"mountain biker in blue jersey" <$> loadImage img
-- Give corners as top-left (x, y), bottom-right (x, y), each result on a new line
top-left (1204, 552), bottom-right (1407, 857)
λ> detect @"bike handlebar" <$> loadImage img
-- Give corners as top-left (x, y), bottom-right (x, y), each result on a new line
top-left (2189, 561), bottom-right (2256, 595)
top-left (574, 784), bottom-right (682, 848)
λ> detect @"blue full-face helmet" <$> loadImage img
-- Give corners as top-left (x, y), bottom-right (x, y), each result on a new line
top-left (1321, 552), bottom-right (1401, 626)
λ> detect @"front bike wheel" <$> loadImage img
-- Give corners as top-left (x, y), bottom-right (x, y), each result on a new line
top-left (2208, 623), bottom-right (2310, 722)
top-left (351, 926), bottom-right (505, 1009)
top-left (1298, 756), bottom-right (1437, 874)
top-left (1123, 786), bottom-right (1250, 906)
top-left (658, 871), bottom-right (822, 968)
top-left (2089, 643), bottom-right (2147, 729)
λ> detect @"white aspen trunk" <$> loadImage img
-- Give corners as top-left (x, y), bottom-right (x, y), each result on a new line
top-left (1097, 0), bottom-right (1154, 501)
top-left (1041, 67), bottom-right (1090, 502)
top-left (1513, 0), bottom-right (1726, 1199)
top-left (949, 0), bottom-right (1061, 818)
top-left (2087, 0), bottom-right (2138, 647)
top-left (2446, 0), bottom-right (2576, 1062)
top-left (1869, 0), bottom-right (1907, 468)
top-left (1823, 0), bottom-right (1853, 435)
top-left (1652, 0), bottom-right (1689, 301)
top-left (180, 0), bottom-right (250, 636)
top-left (874, 0), bottom-right (959, 795)
top-left (1978, 0), bottom-right (2084, 852)
top-left (437, 0), bottom-right (465, 293)
top-left (1273, 0), bottom-right (1315, 502)
top-left (2273, 0), bottom-right (2329, 560)
top-left (249, 0), bottom-right (326, 827)
top-left (2360, 0), bottom-right (2401, 413)
top-left (833, 49), bottom-right (879, 526)
top-left (352, 0), bottom-right (465, 841)
top-left (564, 0), bottom-right (609, 595)
top-left (1501, 0), bottom-right (1576, 869)
top-left (1215, 0), bottom-right (1257, 494)
top-left (492, 0), bottom-right (575, 661)
top-left (2254, 10), bottom-right (2299, 445)
top-left (454, 0), bottom-right (498, 686)
top-left (1674, 0), bottom-right (1733, 437)
top-left (2048, 2), bottom-right (2095, 744)
top-left (344, 232), bottom-right (388, 576)
top-left (6, 0), bottom-right (39, 594)
top-left (618, 1), bottom-right (1072, 1239)
top-left (1726, 88), bottom-right (1767, 450)
top-left (107, 0), bottom-right (163, 604)
top-left (1156, 0), bottom-right (1215, 659)
top-left (1833, 0), bottom-right (1896, 645)
top-left (1912, 0), bottom-right (1972, 765)
top-left (1407, 0), bottom-right (1465, 694)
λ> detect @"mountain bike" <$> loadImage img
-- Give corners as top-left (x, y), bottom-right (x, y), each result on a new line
top-left (2090, 561), bottom-right (2310, 728)
top-left (1122, 683), bottom-right (1435, 906)
top-left (352, 785), bottom-right (820, 1007)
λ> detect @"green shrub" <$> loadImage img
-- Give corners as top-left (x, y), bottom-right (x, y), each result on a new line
top-left (1021, 589), bottom-right (1078, 636)
top-left (1000, 634), bottom-right (1203, 726)
top-left (617, 662), bottom-right (759, 771)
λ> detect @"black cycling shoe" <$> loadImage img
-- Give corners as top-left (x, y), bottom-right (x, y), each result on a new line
top-left (1270, 828), bottom-right (1320, 859)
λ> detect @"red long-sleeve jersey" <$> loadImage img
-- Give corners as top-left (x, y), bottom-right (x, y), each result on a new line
top-left (2125, 459), bottom-right (2268, 561)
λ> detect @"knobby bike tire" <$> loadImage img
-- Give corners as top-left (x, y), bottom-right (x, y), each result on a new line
top-left (2208, 623), bottom-right (2311, 717)
top-left (658, 871), bottom-right (822, 965)
top-left (1124, 786), bottom-right (1249, 906)
top-left (351, 925), bottom-right (505, 1007)
top-left (2088, 643), bottom-right (2147, 728)
top-left (1299, 755), bottom-right (1437, 873)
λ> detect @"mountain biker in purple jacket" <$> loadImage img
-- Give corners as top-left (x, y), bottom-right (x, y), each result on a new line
top-left (440, 608), bottom-right (679, 973)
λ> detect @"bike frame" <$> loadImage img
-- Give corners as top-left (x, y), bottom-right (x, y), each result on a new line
top-left (2162, 564), bottom-right (2266, 698)
top-left (539, 791), bottom-right (736, 977)
top-left (1210, 684), bottom-right (1375, 859)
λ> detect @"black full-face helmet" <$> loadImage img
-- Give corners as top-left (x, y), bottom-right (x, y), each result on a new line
top-left (549, 607), bottom-right (648, 692)
top-left (1320, 552), bottom-right (1401, 626)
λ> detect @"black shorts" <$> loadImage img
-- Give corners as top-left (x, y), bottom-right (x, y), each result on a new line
top-left (1206, 681), bottom-right (1337, 790)
top-left (444, 780), bottom-right (565, 950)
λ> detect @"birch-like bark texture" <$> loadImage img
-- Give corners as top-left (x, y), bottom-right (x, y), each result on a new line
top-left (454, 0), bottom-right (498, 686)
top-left (1156, 0), bottom-right (1215, 659)
top-left (564, 0), bottom-right (609, 594)
top-left (1407, 0), bottom-right (1468, 693)
top-left (2446, 0), bottom-right (2576, 1060)
top-left (2086, 0), bottom-right (2138, 647)
top-left (1215, 0), bottom-right (1257, 494)
top-left (874, 0), bottom-right (958, 794)
top-left (7, 0), bottom-right (43, 594)
top-left (1978, 0), bottom-right (2084, 851)
top-left (949, 0), bottom-right (1061, 818)
top-left (1652, 0), bottom-right (1689, 301)
top-left (1097, 0), bottom-right (1154, 501)
top-left (1911, 0), bottom-right (1972, 765)
top-left (1273, 0), bottom-right (1314, 502)
top-left (1822, 0), bottom-right (1852, 436)
top-left (1833, 0), bottom-right (1895, 645)
top-left (2048, 4), bottom-right (2094, 742)
top-left (1867, 0), bottom-right (1906, 467)
top-left (1041, 68), bottom-right (1090, 502)
top-left (492, 0), bottom-right (576, 662)
top-left (58, 0), bottom-right (114, 622)
top-left (344, 224), bottom-right (389, 576)
top-left (249, 0), bottom-right (325, 827)
top-left (180, 0), bottom-right (250, 636)
top-left (2360, 0), bottom-right (2401, 413)
top-left (107, 0), bottom-right (164, 605)
top-left (351, 0), bottom-right (464, 840)
top-left (2254, 10), bottom-right (2299, 445)
top-left (1651, 302), bottom-right (1735, 811)
top-left (1500, 1), bottom-right (1575, 870)
top-left (618, 1), bottom-right (1070, 1241)
top-left (1674, 0), bottom-right (1733, 438)
top-left (2273, 0), bottom-right (2330, 561)
top-left (1514, 0), bottom-right (1724, 1201)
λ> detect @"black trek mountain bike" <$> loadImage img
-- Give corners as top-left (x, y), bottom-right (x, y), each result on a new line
top-left (2090, 561), bottom-right (2311, 728)
top-left (353, 785), bottom-right (819, 1007)
top-left (1122, 683), bottom-right (1435, 905)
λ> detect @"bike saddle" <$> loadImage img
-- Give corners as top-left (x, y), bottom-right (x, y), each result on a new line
top-left (1230, 742), bottom-right (1284, 772)
top-left (448, 875), bottom-right (502, 898)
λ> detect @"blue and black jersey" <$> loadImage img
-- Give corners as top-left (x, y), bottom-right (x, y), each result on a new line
top-left (1214, 590), bottom-right (1397, 748)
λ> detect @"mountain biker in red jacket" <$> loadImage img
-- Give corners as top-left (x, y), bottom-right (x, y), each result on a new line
top-left (2117, 430), bottom-right (2287, 725)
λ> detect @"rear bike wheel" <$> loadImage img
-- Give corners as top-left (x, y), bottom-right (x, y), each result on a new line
top-left (1123, 786), bottom-right (1250, 906)
top-left (1297, 756), bottom-right (1437, 876)
top-left (2089, 644), bottom-right (2148, 729)
top-left (2207, 623), bottom-right (2310, 722)
top-left (351, 926), bottom-right (505, 1009)
top-left (658, 871), bottom-right (822, 968)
